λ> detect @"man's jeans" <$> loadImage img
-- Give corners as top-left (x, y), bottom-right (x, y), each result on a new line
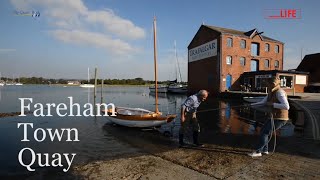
top-left (256, 119), bottom-right (287, 153)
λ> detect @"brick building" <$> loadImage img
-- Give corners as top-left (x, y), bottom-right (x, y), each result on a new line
top-left (188, 25), bottom-right (284, 94)
top-left (241, 70), bottom-right (308, 94)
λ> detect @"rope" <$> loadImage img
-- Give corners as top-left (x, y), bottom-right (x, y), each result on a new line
top-left (196, 104), bottom-right (248, 113)
top-left (194, 104), bottom-right (278, 154)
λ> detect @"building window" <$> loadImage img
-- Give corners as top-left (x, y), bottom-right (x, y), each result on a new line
top-left (280, 75), bottom-right (293, 88)
top-left (251, 43), bottom-right (259, 56)
top-left (275, 60), bottom-right (280, 69)
top-left (226, 56), bottom-right (232, 65)
top-left (227, 38), bottom-right (233, 47)
top-left (265, 43), bottom-right (270, 52)
top-left (240, 40), bottom-right (246, 49)
top-left (264, 59), bottom-right (269, 68)
top-left (275, 45), bottom-right (279, 53)
top-left (240, 57), bottom-right (246, 66)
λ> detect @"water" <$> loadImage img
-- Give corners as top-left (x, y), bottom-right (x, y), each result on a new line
top-left (0, 85), bottom-right (298, 176)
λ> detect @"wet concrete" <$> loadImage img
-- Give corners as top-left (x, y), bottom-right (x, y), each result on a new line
top-left (1, 92), bottom-right (319, 179)
top-left (61, 123), bottom-right (319, 179)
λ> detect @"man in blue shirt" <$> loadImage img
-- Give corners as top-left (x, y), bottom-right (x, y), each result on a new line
top-left (179, 90), bottom-right (209, 147)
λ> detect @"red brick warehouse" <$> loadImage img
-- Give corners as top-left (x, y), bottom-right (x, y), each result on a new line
top-left (188, 25), bottom-right (284, 95)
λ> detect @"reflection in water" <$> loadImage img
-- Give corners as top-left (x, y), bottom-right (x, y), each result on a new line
top-left (217, 100), bottom-right (295, 137)
top-left (0, 85), bottom-right (303, 176)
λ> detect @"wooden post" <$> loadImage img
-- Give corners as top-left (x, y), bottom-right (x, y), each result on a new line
top-left (293, 87), bottom-right (295, 96)
top-left (94, 68), bottom-right (98, 115)
top-left (101, 79), bottom-right (104, 104)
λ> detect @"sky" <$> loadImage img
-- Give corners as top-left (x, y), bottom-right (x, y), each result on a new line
top-left (0, 0), bottom-right (320, 81)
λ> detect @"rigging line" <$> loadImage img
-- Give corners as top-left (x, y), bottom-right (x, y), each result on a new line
top-left (196, 104), bottom-right (249, 113)
top-left (174, 41), bottom-right (183, 83)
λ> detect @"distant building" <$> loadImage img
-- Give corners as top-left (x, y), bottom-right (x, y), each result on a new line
top-left (188, 25), bottom-right (284, 95)
top-left (67, 81), bottom-right (80, 85)
top-left (241, 70), bottom-right (308, 94)
top-left (296, 53), bottom-right (320, 83)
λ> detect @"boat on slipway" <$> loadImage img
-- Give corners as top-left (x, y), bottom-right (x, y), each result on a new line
top-left (104, 17), bottom-right (176, 128)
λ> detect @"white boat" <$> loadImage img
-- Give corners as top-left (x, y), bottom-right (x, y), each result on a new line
top-left (80, 84), bottom-right (94, 88)
top-left (167, 41), bottom-right (187, 94)
top-left (243, 96), bottom-right (265, 103)
top-left (0, 73), bottom-right (4, 86)
top-left (105, 107), bottom-right (175, 127)
top-left (104, 17), bottom-right (176, 128)
top-left (80, 68), bottom-right (94, 88)
top-left (5, 82), bottom-right (15, 86)
top-left (149, 85), bottom-right (168, 93)
top-left (168, 83), bottom-right (187, 94)
top-left (15, 77), bottom-right (23, 85)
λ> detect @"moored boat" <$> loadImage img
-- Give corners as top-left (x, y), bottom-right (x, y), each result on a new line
top-left (149, 85), bottom-right (168, 93)
top-left (80, 84), bottom-right (94, 88)
top-left (168, 83), bottom-right (187, 94)
top-left (104, 17), bottom-right (176, 128)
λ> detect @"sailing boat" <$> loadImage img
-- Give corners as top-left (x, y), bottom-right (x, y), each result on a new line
top-left (0, 73), bottom-right (4, 86)
top-left (104, 17), bottom-right (176, 127)
top-left (167, 41), bottom-right (187, 94)
top-left (15, 77), bottom-right (23, 86)
top-left (148, 21), bottom-right (168, 93)
top-left (80, 68), bottom-right (94, 88)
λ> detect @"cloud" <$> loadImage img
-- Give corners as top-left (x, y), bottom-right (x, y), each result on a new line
top-left (49, 30), bottom-right (136, 55)
top-left (0, 49), bottom-right (16, 53)
top-left (10, 0), bottom-right (146, 55)
top-left (85, 10), bottom-right (145, 40)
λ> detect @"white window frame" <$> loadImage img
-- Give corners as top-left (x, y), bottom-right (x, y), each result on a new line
top-left (275, 45), bottom-right (279, 53)
top-left (265, 43), bottom-right (270, 52)
top-left (240, 39), bottom-right (246, 49)
top-left (227, 38), bottom-right (233, 47)
top-left (264, 59), bottom-right (270, 68)
top-left (240, 57), bottom-right (246, 66)
top-left (226, 56), bottom-right (232, 65)
top-left (275, 60), bottom-right (280, 69)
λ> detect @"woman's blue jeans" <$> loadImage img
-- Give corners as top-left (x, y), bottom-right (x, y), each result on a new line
top-left (256, 119), bottom-right (287, 153)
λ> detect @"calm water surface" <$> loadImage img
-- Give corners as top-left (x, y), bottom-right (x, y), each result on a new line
top-left (0, 85), bottom-right (297, 175)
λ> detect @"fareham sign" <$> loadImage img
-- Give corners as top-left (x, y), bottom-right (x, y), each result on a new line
top-left (188, 39), bottom-right (217, 62)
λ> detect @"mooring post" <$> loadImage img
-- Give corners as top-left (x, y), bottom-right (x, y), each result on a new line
top-left (101, 79), bottom-right (104, 104)
top-left (94, 68), bottom-right (98, 116)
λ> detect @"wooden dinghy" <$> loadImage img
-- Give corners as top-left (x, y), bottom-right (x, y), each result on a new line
top-left (104, 107), bottom-right (176, 127)
top-left (103, 17), bottom-right (176, 128)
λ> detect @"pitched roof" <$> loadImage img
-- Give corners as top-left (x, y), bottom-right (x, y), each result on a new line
top-left (203, 25), bottom-right (283, 44)
top-left (297, 53), bottom-right (320, 70)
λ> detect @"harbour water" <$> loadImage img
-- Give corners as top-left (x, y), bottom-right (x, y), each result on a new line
top-left (0, 85), bottom-right (298, 176)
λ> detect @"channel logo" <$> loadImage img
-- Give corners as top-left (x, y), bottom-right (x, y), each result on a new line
top-left (264, 9), bottom-right (301, 19)
top-left (14, 10), bottom-right (40, 18)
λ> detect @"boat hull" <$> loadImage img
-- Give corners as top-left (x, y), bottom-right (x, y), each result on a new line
top-left (149, 86), bottom-right (168, 93)
top-left (168, 87), bottom-right (187, 94)
top-left (106, 116), bottom-right (169, 127)
top-left (104, 107), bottom-right (176, 128)
top-left (80, 84), bottom-right (95, 88)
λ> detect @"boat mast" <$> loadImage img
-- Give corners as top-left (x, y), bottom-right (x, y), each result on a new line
top-left (174, 41), bottom-right (183, 83)
top-left (174, 41), bottom-right (178, 82)
top-left (87, 68), bottom-right (90, 84)
top-left (153, 17), bottom-right (159, 113)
